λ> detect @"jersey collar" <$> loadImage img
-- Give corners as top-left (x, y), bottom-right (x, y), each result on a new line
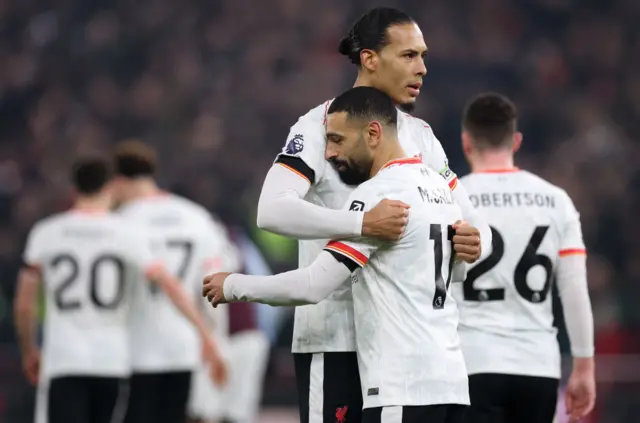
top-left (70, 207), bottom-right (108, 215)
top-left (381, 156), bottom-right (423, 170)
top-left (473, 167), bottom-right (520, 173)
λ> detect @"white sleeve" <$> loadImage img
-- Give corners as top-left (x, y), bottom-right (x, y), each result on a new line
top-left (275, 111), bottom-right (329, 184)
top-left (224, 251), bottom-right (352, 306)
top-left (419, 125), bottom-right (492, 257)
top-left (556, 254), bottom-right (594, 357)
top-left (322, 186), bottom-right (383, 270)
top-left (23, 222), bottom-right (46, 267)
top-left (556, 192), bottom-right (593, 357)
top-left (419, 124), bottom-right (459, 190)
top-left (257, 107), bottom-right (365, 239)
top-left (558, 191), bottom-right (587, 255)
top-left (256, 164), bottom-right (364, 239)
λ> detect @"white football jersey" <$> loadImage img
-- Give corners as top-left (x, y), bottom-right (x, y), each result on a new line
top-left (277, 100), bottom-right (458, 353)
top-left (324, 158), bottom-right (468, 408)
top-left (117, 193), bottom-right (232, 372)
top-left (22, 210), bottom-right (159, 379)
top-left (452, 169), bottom-right (587, 378)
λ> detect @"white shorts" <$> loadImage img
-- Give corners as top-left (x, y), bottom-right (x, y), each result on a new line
top-left (187, 330), bottom-right (270, 422)
top-left (188, 361), bottom-right (226, 421)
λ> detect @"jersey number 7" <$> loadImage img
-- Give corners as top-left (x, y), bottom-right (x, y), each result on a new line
top-left (149, 239), bottom-right (194, 295)
top-left (463, 226), bottom-right (553, 303)
top-left (430, 224), bottom-right (455, 310)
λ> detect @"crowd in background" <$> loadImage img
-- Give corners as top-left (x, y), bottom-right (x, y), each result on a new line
top-left (0, 0), bottom-right (638, 420)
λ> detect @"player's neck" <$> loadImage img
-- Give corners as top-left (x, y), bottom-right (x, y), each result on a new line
top-left (353, 75), bottom-right (370, 89)
top-left (470, 151), bottom-right (517, 173)
top-left (370, 139), bottom-right (406, 177)
top-left (353, 75), bottom-right (393, 103)
top-left (123, 178), bottom-right (162, 202)
top-left (73, 195), bottom-right (111, 213)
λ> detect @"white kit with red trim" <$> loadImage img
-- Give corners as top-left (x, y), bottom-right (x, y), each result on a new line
top-left (322, 156), bottom-right (469, 408)
top-left (224, 156), bottom-right (471, 407)
top-left (452, 168), bottom-right (588, 378)
top-left (274, 100), bottom-right (459, 354)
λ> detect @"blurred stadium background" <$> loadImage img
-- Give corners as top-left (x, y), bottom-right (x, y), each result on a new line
top-left (0, 0), bottom-right (639, 422)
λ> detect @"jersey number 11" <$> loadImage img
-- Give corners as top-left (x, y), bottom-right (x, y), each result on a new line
top-left (430, 224), bottom-right (455, 310)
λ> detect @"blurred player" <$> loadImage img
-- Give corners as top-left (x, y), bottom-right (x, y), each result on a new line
top-left (188, 225), bottom-right (258, 423)
top-left (451, 93), bottom-right (596, 423)
top-left (256, 8), bottom-right (487, 421)
top-left (205, 87), bottom-right (470, 423)
top-left (13, 157), bottom-right (201, 423)
top-left (112, 141), bottom-right (227, 423)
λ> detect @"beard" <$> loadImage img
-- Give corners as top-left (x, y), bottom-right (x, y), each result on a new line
top-left (328, 157), bottom-right (370, 186)
top-left (397, 101), bottom-right (415, 113)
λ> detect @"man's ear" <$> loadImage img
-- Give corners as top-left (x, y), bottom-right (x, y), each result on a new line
top-left (512, 132), bottom-right (523, 153)
top-left (367, 121), bottom-right (383, 148)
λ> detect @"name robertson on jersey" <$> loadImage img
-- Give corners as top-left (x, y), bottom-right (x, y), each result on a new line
top-left (470, 192), bottom-right (556, 209)
top-left (418, 186), bottom-right (454, 205)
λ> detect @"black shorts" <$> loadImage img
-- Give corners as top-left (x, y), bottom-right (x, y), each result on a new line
top-left (363, 405), bottom-right (467, 423)
top-left (124, 371), bottom-right (192, 423)
top-left (294, 352), bottom-right (363, 423)
top-left (466, 373), bottom-right (559, 423)
top-left (47, 375), bottom-right (128, 423)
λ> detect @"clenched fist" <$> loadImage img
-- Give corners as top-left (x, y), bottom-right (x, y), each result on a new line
top-left (452, 220), bottom-right (482, 263)
top-left (202, 272), bottom-right (232, 308)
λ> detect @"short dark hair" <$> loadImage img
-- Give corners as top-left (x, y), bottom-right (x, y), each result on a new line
top-left (339, 8), bottom-right (414, 66)
top-left (72, 157), bottom-right (112, 195)
top-left (463, 92), bottom-right (518, 150)
top-left (113, 140), bottom-right (158, 178)
top-left (328, 87), bottom-right (397, 127)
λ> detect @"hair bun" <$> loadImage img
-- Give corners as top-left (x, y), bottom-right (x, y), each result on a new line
top-left (338, 36), bottom-right (352, 56)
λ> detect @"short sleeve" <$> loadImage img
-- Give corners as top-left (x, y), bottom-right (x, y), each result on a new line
top-left (420, 125), bottom-right (459, 191)
top-left (23, 222), bottom-right (46, 267)
top-left (558, 191), bottom-right (587, 258)
top-left (323, 186), bottom-right (382, 271)
top-left (274, 101), bottom-right (331, 185)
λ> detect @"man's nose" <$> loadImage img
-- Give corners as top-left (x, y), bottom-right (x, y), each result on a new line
top-left (325, 145), bottom-right (337, 161)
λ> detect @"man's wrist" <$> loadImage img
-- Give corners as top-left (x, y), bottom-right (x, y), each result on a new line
top-left (572, 356), bottom-right (595, 373)
top-left (361, 211), bottom-right (372, 237)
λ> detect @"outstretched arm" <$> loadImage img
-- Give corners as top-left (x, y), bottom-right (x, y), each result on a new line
top-left (216, 251), bottom-right (352, 306)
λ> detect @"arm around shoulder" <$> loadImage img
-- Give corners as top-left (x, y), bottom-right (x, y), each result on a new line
top-left (256, 162), bottom-right (363, 239)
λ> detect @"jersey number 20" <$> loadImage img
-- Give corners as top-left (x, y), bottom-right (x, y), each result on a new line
top-left (51, 254), bottom-right (125, 311)
top-left (463, 226), bottom-right (553, 303)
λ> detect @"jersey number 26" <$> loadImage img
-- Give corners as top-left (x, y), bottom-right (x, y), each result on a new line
top-left (463, 226), bottom-right (553, 303)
